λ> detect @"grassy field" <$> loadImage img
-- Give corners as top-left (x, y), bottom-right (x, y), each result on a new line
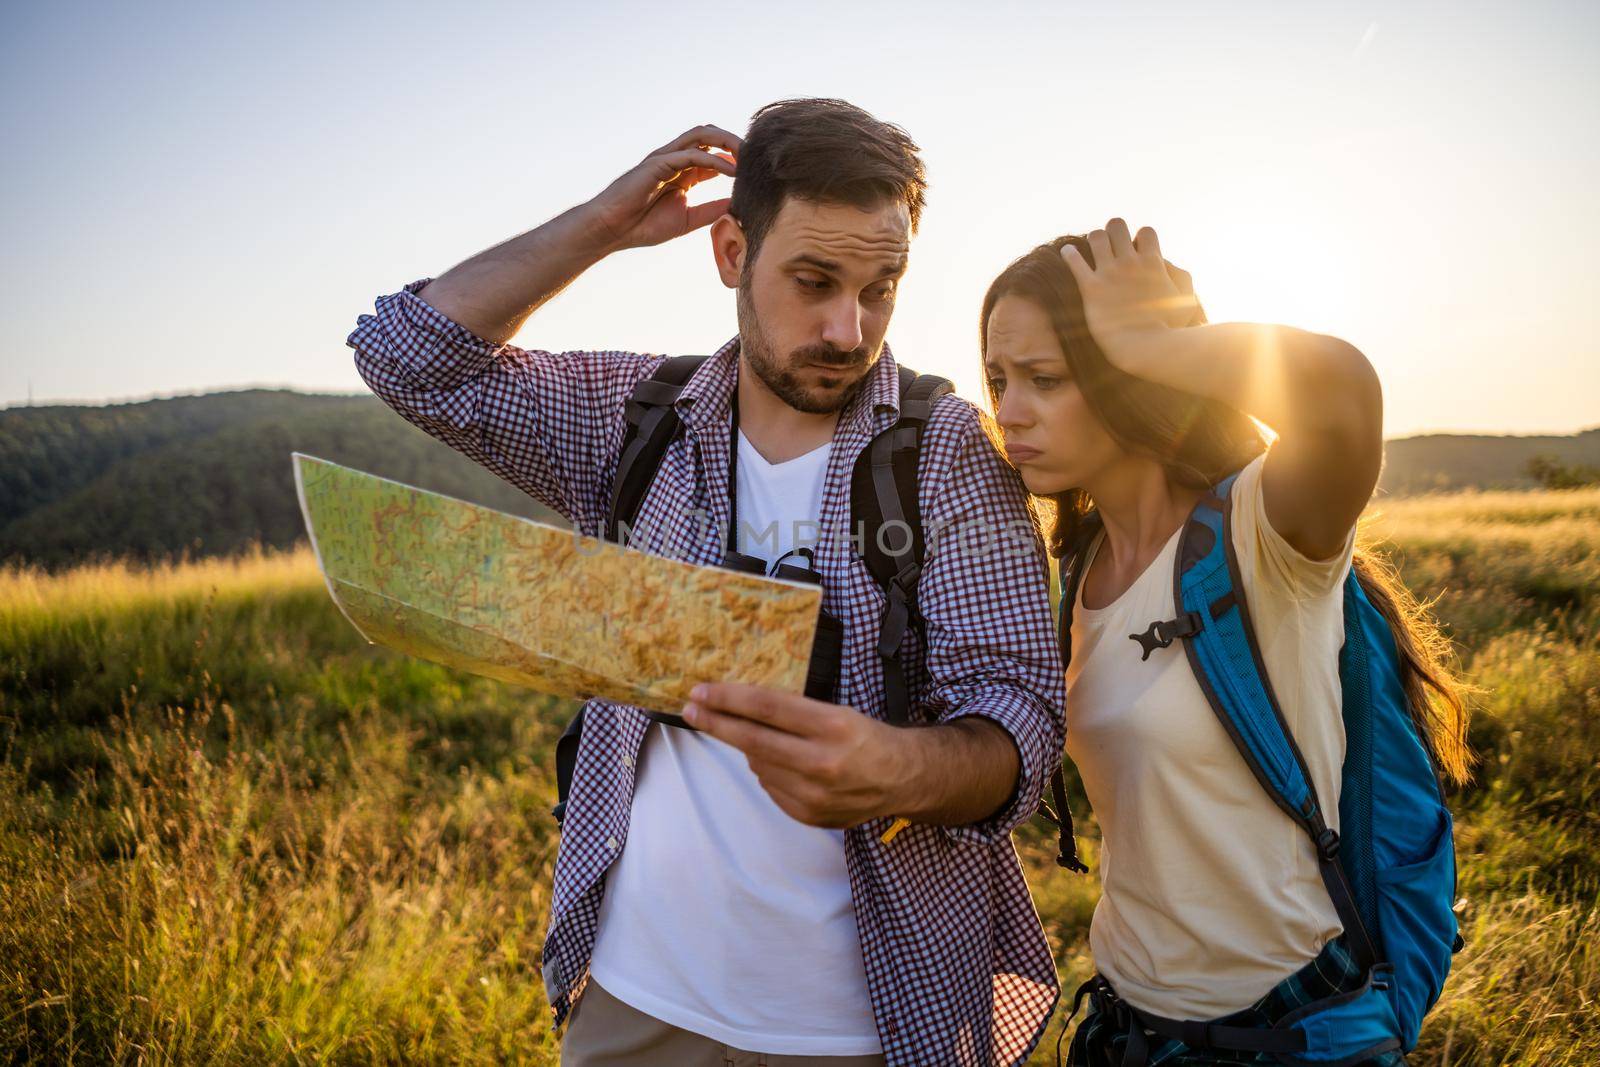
top-left (2, 489), bottom-right (1597, 1064)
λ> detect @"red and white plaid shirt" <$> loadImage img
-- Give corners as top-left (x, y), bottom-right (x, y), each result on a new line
top-left (348, 279), bottom-right (1066, 1066)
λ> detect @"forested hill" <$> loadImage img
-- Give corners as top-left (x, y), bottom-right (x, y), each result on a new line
top-left (0, 389), bottom-right (564, 569)
top-left (1380, 427), bottom-right (1600, 494)
top-left (1, 388), bottom-right (1594, 567)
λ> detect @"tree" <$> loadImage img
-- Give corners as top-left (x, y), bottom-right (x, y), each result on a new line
top-left (1526, 454), bottom-right (1600, 490)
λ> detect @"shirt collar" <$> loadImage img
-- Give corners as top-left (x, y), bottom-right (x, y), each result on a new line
top-left (675, 335), bottom-right (904, 438)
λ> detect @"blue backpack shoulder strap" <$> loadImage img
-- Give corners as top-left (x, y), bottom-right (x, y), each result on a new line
top-left (1172, 473), bottom-right (1380, 969)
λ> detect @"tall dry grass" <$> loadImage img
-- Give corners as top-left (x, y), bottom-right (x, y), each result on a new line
top-left (1, 489), bottom-right (1597, 1063)
top-left (1, 547), bottom-right (568, 1063)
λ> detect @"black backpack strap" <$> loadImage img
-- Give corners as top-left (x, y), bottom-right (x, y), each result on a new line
top-left (606, 354), bottom-right (709, 545)
top-left (554, 354), bottom-right (707, 825)
top-left (849, 365), bottom-right (953, 725)
top-left (1039, 514), bottom-right (1102, 872)
top-left (551, 707), bottom-right (585, 825)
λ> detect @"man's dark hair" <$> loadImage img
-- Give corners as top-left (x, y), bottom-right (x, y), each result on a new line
top-left (730, 98), bottom-right (927, 267)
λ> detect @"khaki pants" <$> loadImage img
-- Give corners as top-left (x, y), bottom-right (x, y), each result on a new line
top-left (560, 978), bottom-right (888, 1067)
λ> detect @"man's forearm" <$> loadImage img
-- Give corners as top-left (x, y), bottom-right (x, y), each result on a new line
top-left (417, 202), bottom-right (617, 346)
top-left (893, 717), bottom-right (1021, 827)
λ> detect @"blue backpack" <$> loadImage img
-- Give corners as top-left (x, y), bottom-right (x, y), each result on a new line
top-left (1045, 471), bottom-right (1463, 1062)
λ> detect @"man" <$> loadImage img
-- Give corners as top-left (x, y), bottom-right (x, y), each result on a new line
top-left (347, 98), bottom-right (1064, 1066)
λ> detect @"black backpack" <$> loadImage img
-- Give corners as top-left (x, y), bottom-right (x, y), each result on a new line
top-left (552, 354), bottom-right (953, 823)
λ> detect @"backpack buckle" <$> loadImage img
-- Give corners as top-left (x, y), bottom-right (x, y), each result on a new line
top-left (891, 561), bottom-right (921, 594)
top-left (1129, 611), bottom-right (1203, 661)
top-left (1316, 827), bottom-right (1341, 861)
top-left (1055, 848), bottom-right (1089, 874)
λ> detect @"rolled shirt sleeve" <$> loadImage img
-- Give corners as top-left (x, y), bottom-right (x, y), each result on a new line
top-left (346, 278), bottom-right (665, 535)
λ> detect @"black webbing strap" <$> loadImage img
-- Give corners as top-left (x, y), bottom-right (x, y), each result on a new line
top-left (1130, 1004), bottom-right (1307, 1057)
top-left (854, 366), bottom-right (952, 725)
top-left (605, 354), bottom-right (708, 546)
top-left (1043, 515), bottom-right (1102, 872)
top-left (1055, 516), bottom-right (1102, 672)
top-left (1308, 809), bottom-right (1382, 973)
top-left (1066, 974), bottom-right (1308, 1067)
top-left (550, 708), bottom-right (584, 825)
top-left (1047, 766), bottom-right (1088, 873)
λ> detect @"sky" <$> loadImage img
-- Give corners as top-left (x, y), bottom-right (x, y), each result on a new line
top-left (2, 0), bottom-right (1596, 437)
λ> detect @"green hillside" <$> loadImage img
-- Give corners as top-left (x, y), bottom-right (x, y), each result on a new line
top-left (2, 388), bottom-right (1594, 568)
top-left (1380, 426), bottom-right (1600, 494)
top-left (0, 390), bottom-right (563, 569)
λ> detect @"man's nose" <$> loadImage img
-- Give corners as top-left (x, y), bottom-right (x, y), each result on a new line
top-left (819, 296), bottom-right (864, 354)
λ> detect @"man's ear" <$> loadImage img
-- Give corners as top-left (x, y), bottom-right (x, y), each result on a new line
top-left (710, 215), bottom-right (747, 289)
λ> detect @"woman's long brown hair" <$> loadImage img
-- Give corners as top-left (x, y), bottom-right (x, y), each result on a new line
top-left (981, 235), bottom-right (1473, 786)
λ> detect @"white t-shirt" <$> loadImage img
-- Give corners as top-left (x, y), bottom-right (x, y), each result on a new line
top-left (1063, 454), bottom-right (1356, 1020)
top-left (587, 431), bottom-right (883, 1055)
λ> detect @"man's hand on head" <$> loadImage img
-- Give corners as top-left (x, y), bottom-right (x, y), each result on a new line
top-left (584, 125), bottom-right (743, 254)
top-left (406, 124), bottom-right (740, 344)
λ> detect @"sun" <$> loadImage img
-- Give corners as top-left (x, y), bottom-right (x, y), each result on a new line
top-left (1173, 198), bottom-right (1361, 343)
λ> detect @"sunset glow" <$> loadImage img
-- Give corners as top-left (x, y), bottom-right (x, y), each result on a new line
top-left (2, 2), bottom-right (1594, 438)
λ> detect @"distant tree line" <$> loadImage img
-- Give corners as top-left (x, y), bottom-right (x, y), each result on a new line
top-left (2, 388), bottom-right (1595, 568)
top-left (0, 390), bottom-right (562, 570)
top-left (1378, 427), bottom-right (1600, 495)
top-left (1526, 455), bottom-right (1600, 490)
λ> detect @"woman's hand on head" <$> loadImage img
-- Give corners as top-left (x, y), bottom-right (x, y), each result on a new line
top-left (1060, 220), bottom-right (1204, 364)
top-left (1060, 222), bottom-right (1383, 559)
top-left (1163, 259), bottom-right (1207, 326)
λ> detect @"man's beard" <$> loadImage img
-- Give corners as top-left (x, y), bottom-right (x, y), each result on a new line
top-left (736, 281), bottom-right (875, 415)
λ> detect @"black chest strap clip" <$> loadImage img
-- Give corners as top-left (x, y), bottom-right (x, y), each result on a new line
top-left (1129, 611), bottom-right (1203, 661)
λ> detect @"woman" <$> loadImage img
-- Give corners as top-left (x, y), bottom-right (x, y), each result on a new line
top-left (979, 221), bottom-right (1471, 1065)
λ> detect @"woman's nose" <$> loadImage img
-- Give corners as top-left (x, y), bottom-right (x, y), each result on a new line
top-left (996, 388), bottom-right (1031, 430)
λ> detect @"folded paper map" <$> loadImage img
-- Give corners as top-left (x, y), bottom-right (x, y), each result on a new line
top-left (293, 453), bottom-right (822, 716)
